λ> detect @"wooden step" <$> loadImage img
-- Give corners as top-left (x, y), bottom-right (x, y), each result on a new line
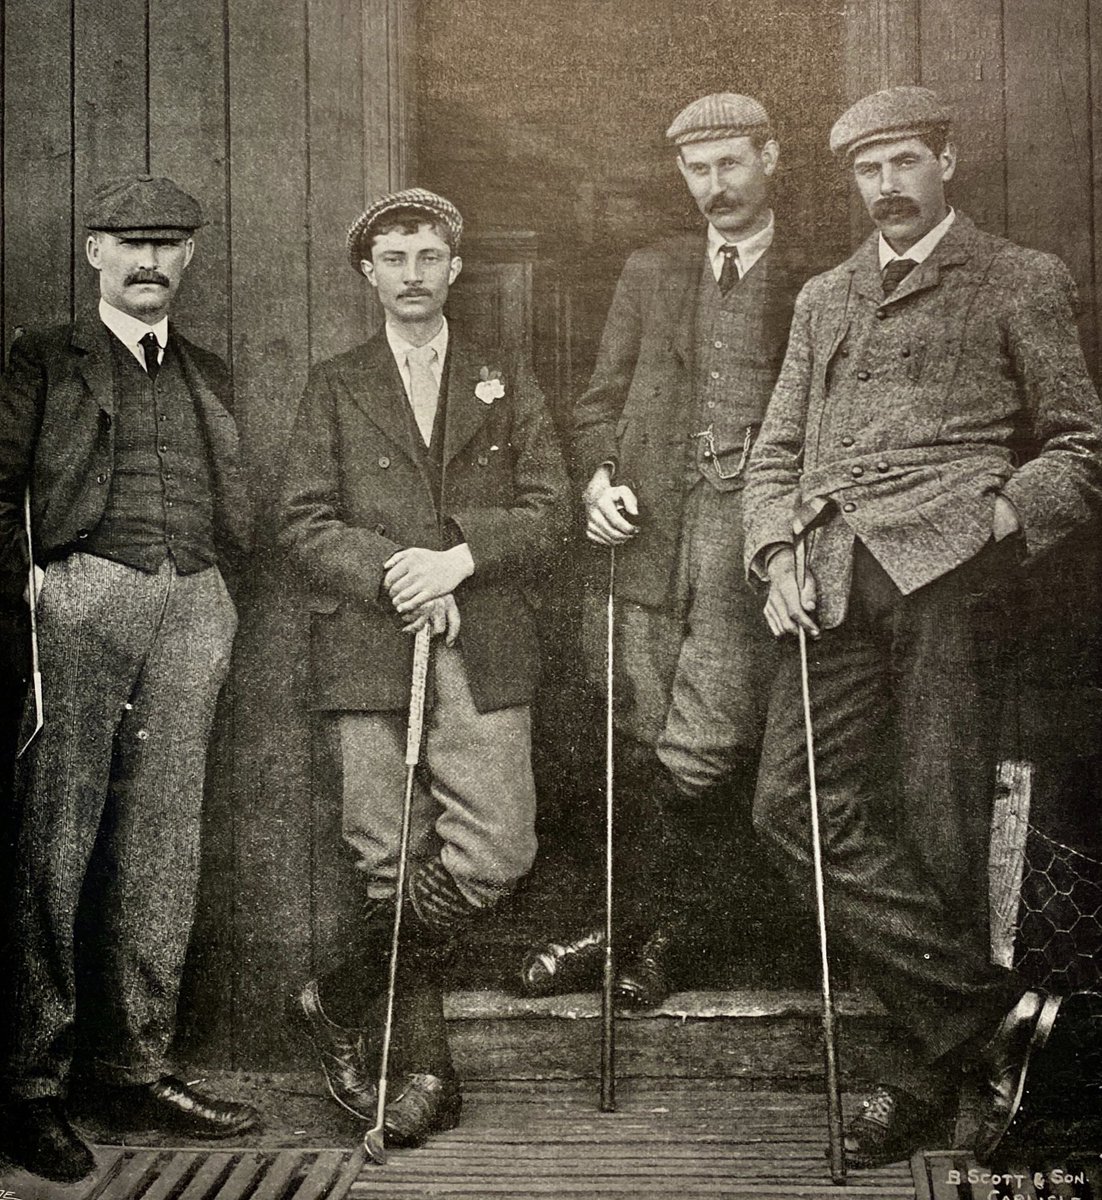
top-left (442, 988), bottom-right (891, 1085)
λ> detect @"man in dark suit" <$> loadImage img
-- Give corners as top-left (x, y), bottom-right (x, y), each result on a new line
top-left (0, 176), bottom-right (258, 1182)
top-left (521, 94), bottom-right (810, 1007)
top-left (745, 87), bottom-right (1102, 1167)
top-left (279, 189), bottom-right (568, 1149)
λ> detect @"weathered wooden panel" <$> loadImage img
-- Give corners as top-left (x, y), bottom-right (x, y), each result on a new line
top-left (2, 0), bottom-right (74, 341)
top-left (222, 0), bottom-right (314, 1067)
top-left (149, 0), bottom-right (231, 360)
top-left (72, 0), bottom-right (147, 314)
top-left (844, 0), bottom-right (920, 97)
top-left (919, 0), bottom-right (1007, 237)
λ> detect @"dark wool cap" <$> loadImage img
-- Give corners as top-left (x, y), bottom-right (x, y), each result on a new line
top-left (347, 188), bottom-right (463, 271)
top-left (84, 175), bottom-right (204, 237)
top-left (665, 93), bottom-right (771, 146)
top-left (829, 86), bottom-right (953, 157)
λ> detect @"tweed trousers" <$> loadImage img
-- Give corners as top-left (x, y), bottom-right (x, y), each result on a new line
top-left (334, 642), bottom-right (538, 909)
top-left (753, 537), bottom-right (1024, 1098)
top-left (583, 482), bottom-right (777, 797)
top-left (7, 553), bottom-right (236, 1098)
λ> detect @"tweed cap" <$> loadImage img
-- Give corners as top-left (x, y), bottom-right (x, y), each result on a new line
top-left (829, 86), bottom-right (953, 157)
top-left (347, 188), bottom-right (463, 270)
top-left (84, 174), bottom-right (204, 237)
top-left (666, 93), bottom-right (771, 146)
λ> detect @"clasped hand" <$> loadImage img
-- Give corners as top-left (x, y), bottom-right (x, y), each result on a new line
top-left (763, 547), bottom-right (820, 639)
top-left (383, 544), bottom-right (474, 613)
top-left (584, 467), bottom-right (640, 547)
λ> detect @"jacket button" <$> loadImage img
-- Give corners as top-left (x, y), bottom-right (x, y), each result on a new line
top-left (374, 523), bottom-right (387, 536)
top-left (843, 502), bottom-right (856, 513)
top-left (876, 309), bottom-right (888, 320)
top-left (851, 465), bottom-right (864, 478)
top-left (96, 472), bottom-right (108, 484)
top-left (378, 456), bottom-right (390, 468)
top-left (857, 370), bottom-right (871, 381)
top-left (901, 347), bottom-right (911, 358)
top-left (477, 454), bottom-right (489, 466)
top-left (876, 461), bottom-right (889, 473)
top-left (841, 435), bottom-right (854, 447)
top-left (77, 528), bottom-right (89, 539)
top-left (838, 347), bottom-right (849, 357)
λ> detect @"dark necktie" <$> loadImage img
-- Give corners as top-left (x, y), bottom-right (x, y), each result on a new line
top-left (881, 257), bottom-right (917, 297)
top-left (140, 330), bottom-right (161, 379)
top-left (718, 244), bottom-right (740, 295)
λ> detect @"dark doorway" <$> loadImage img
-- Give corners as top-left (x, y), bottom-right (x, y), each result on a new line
top-left (416, 0), bottom-right (852, 991)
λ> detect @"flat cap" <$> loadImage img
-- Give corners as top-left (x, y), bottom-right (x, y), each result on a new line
top-left (84, 174), bottom-right (204, 237)
top-left (347, 188), bottom-right (463, 271)
top-left (666, 93), bottom-right (771, 146)
top-left (829, 86), bottom-right (953, 156)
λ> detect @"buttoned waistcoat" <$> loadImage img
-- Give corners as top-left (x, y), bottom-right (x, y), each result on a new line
top-left (0, 319), bottom-right (252, 596)
top-left (571, 231), bottom-right (810, 608)
top-left (744, 214), bottom-right (1102, 628)
top-left (277, 326), bottom-right (570, 714)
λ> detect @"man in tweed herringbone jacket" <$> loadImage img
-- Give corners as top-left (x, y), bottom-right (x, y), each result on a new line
top-left (744, 86), bottom-right (1102, 1168)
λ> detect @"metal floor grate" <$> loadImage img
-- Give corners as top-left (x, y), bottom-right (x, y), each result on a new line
top-left (72, 1147), bottom-right (364, 1200)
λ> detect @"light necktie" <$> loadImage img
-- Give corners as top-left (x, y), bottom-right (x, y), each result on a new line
top-left (406, 343), bottom-right (440, 446)
top-left (718, 244), bottom-right (740, 295)
top-left (881, 257), bottom-right (917, 297)
top-left (140, 330), bottom-right (161, 379)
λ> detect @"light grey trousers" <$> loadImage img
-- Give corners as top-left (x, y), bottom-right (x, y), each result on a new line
top-left (7, 553), bottom-right (236, 1098)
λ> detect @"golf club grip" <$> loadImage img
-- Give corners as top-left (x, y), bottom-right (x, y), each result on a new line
top-left (405, 625), bottom-right (432, 765)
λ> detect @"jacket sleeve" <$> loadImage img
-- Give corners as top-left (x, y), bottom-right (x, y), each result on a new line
top-left (0, 335), bottom-right (46, 594)
top-left (276, 361), bottom-right (401, 609)
top-left (448, 360), bottom-right (570, 579)
top-left (742, 282), bottom-right (814, 576)
top-left (998, 252), bottom-right (1102, 557)
top-left (570, 253), bottom-right (645, 480)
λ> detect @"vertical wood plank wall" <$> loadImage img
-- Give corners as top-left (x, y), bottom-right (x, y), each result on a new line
top-left (2, 0), bottom-right (1100, 1065)
top-left (845, 0), bottom-right (1101, 371)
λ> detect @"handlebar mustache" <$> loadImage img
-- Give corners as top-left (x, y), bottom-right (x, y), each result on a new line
top-left (126, 271), bottom-right (171, 287)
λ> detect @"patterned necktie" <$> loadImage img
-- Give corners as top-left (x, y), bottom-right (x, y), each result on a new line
top-left (881, 257), bottom-right (917, 297)
top-left (406, 343), bottom-right (440, 446)
top-left (718, 243), bottom-right (740, 295)
top-left (139, 330), bottom-right (161, 378)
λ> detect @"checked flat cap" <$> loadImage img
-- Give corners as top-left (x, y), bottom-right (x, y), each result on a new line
top-left (830, 86), bottom-right (953, 157)
top-left (666, 93), bottom-right (771, 145)
top-left (84, 175), bottom-right (204, 238)
top-left (347, 188), bottom-right (463, 271)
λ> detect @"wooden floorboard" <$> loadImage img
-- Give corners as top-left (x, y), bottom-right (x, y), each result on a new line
top-left (348, 1081), bottom-right (916, 1200)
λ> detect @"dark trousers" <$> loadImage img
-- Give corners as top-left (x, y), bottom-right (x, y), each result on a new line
top-left (6, 554), bottom-right (236, 1098)
top-left (753, 538), bottom-right (1023, 1098)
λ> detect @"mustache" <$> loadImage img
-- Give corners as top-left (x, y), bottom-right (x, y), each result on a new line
top-left (871, 196), bottom-right (921, 220)
top-left (706, 196), bottom-right (741, 214)
top-left (126, 269), bottom-right (171, 287)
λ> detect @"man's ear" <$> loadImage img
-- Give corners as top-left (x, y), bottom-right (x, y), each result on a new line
top-left (448, 254), bottom-right (463, 285)
top-left (360, 259), bottom-right (377, 288)
top-left (182, 238), bottom-right (195, 270)
top-left (939, 142), bottom-right (957, 183)
top-left (759, 138), bottom-right (780, 177)
top-left (86, 234), bottom-right (103, 270)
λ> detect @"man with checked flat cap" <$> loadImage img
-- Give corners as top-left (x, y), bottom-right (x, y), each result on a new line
top-left (744, 85), bottom-right (1102, 1166)
top-left (0, 174), bottom-right (258, 1182)
top-left (520, 93), bottom-right (816, 1007)
top-left (279, 188), bottom-right (568, 1148)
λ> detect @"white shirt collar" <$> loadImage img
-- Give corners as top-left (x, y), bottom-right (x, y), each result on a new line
top-left (707, 211), bottom-right (775, 282)
top-left (386, 317), bottom-right (449, 389)
top-left (878, 207), bottom-right (956, 270)
top-left (99, 299), bottom-right (169, 367)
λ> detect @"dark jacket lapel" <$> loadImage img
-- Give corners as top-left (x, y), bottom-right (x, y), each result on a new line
top-left (340, 328), bottom-right (424, 459)
top-left (71, 316), bottom-right (116, 417)
top-left (665, 233), bottom-right (706, 366)
top-left (441, 334), bottom-right (493, 467)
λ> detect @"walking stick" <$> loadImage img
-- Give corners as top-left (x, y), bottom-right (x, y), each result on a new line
top-left (364, 623), bottom-right (433, 1165)
top-left (600, 545), bottom-right (616, 1114)
top-left (794, 530), bottom-right (846, 1184)
top-left (17, 486), bottom-right (43, 759)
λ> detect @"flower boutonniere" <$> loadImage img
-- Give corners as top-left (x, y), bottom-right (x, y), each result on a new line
top-left (475, 366), bottom-right (506, 404)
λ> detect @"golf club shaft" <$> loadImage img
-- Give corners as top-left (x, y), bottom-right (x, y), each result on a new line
top-left (600, 546), bottom-right (616, 1113)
